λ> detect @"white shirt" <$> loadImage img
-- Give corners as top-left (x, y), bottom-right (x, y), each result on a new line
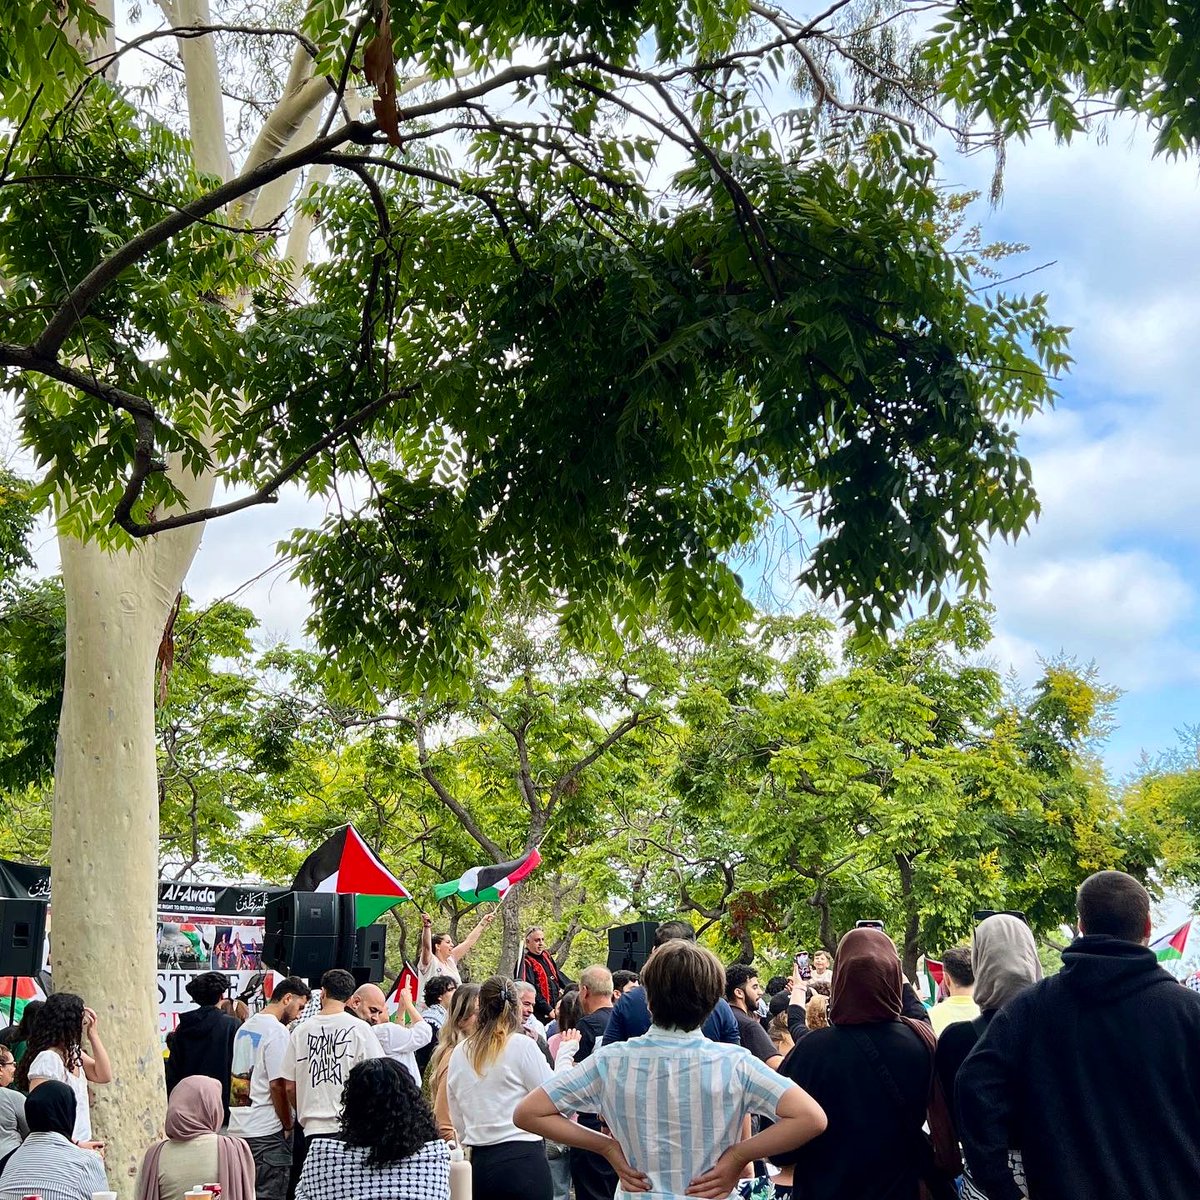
top-left (417, 955), bottom-right (461, 1009)
top-left (372, 1019), bottom-right (433, 1087)
top-left (228, 1011), bottom-right (290, 1138)
top-left (279, 1011), bottom-right (383, 1135)
top-left (447, 1033), bottom-right (552, 1147)
top-left (28, 1050), bottom-right (90, 1142)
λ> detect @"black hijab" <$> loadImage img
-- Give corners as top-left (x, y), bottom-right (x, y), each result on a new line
top-left (26, 1080), bottom-right (76, 1138)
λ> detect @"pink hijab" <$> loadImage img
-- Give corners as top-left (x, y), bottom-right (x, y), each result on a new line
top-left (135, 1076), bottom-right (255, 1200)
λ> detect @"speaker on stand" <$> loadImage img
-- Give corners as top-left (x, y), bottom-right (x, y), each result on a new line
top-left (606, 921), bottom-right (657, 975)
top-left (0, 898), bottom-right (49, 1026)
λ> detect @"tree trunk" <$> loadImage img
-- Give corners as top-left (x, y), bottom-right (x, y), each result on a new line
top-left (498, 888), bottom-right (522, 977)
top-left (895, 853), bottom-right (921, 982)
top-left (54, 492), bottom-right (211, 1197)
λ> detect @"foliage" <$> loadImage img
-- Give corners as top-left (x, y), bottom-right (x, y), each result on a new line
top-left (929, 0), bottom-right (1200, 155)
top-left (647, 602), bottom-right (1142, 973)
top-left (0, 0), bottom-right (1071, 698)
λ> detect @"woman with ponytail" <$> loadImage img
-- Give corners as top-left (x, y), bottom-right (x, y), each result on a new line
top-left (446, 976), bottom-right (553, 1200)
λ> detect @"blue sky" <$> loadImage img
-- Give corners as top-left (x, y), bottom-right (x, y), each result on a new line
top-left (151, 117), bottom-right (1200, 784)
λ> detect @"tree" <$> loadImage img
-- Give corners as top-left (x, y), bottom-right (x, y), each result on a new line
top-left (929, 0), bottom-right (1200, 154)
top-left (0, 3), bottom-right (1071, 1184)
top-left (662, 604), bottom-right (1139, 977)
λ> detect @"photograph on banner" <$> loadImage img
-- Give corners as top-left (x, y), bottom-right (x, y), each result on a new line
top-left (210, 925), bottom-right (263, 972)
top-left (156, 920), bottom-right (212, 971)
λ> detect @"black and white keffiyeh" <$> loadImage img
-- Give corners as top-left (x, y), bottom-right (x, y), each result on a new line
top-left (295, 1136), bottom-right (451, 1200)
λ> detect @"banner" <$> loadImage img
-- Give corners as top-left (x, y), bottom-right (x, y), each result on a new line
top-left (0, 860), bottom-right (289, 1045)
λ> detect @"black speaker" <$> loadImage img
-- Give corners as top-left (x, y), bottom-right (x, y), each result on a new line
top-left (606, 921), bottom-right (657, 974)
top-left (263, 892), bottom-right (355, 981)
top-left (0, 899), bottom-right (47, 978)
top-left (352, 924), bottom-right (386, 984)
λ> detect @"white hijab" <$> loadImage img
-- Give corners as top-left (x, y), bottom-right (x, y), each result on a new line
top-left (972, 914), bottom-right (1042, 1011)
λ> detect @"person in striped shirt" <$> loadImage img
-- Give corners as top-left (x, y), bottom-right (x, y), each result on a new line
top-left (515, 940), bottom-right (827, 1199)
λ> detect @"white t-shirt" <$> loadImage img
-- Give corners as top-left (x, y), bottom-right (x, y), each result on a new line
top-left (28, 1050), bottom-right (90, 1141)
top-left (447, 1034), bottom-right (552, 1147)
top-left (417, 955), bottom-right (461, 1008)
top-left (372, 1020), bottom-right (433, 1087)
top-left (228, 1011), bottom-right (290, 1138)
top-left (279, 1011), bottom-right (383, 1135)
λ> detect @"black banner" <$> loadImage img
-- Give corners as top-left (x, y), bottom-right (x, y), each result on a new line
top-left (0, 860), bottom-right (287, 916)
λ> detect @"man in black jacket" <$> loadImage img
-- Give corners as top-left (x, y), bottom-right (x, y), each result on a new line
top-left (165, 970), bottom-right (241, 1122)
top-left (957, 870), bottom-right (1200, 1200)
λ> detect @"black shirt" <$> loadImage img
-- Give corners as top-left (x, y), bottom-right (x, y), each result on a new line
top-left (774, 1021), bottom-right (932, 1200)
top-left (576, 1006), bottom-right (612, 1064)
top-left (732, 1005), bottom-right (778, 1063)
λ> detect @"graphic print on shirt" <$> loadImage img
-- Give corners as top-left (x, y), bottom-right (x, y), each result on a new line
top-left (230, 1026), bottom-right (264, 1107)
top-left (307, 1024), bottom-right (355, 1088)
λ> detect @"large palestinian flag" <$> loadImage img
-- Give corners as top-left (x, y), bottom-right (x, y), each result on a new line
top-left (1151, 918), bottom-right (1192, 962)
top-left (292, 824), bottom-right (412, 926)
top-left (434, 848), bottom-right (542, 904)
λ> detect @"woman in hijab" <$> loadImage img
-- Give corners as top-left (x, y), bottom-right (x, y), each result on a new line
top-left (936, 913), bottom-right (1041, 1200)
top-left (0, 1080), bottom-right (108, 1200)
top-left (135, 1075), bottom-right (255, 1200)
top-left (772, 927), bottom-right (957, 1200)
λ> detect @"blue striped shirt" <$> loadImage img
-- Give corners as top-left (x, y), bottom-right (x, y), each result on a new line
top-left (0, 1130), bottom-right (109, 1200)
top-left (542, 1024), bottom-right (791, 1199)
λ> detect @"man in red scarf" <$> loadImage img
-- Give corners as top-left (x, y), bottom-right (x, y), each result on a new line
top-left (517, 927), bottom-right (573, 1021)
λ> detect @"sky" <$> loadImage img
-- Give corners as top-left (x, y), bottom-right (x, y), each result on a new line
top-left (17, 63), bottom-right (1200, 787)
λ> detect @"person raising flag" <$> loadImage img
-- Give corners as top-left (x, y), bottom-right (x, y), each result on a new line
top-left (417, 910), bottom-right (496, 1005)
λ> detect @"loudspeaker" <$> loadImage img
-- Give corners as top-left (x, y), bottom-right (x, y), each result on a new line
top-left (0, 898), bottom-right (47, 978)
top-left (352, 924), bottom-right (386, 984)
top-left (606, 921), bottom-right (657, 974)
top-left (263, 892), bottom-right (355, 981)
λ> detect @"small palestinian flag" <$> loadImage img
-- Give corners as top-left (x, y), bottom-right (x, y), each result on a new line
top-left (923, 958), bottom-right (945, 1006)
top-left (292, 824), bottom-right (412, 926)
top-left (385, 961), bottom-right (420, 1017)
top-left (1151, 918), bottom-right (1192, 962)
top-left (434, 848), bottom-right (542, 904)
top-left (0, 975), bottom-right (45, 1023)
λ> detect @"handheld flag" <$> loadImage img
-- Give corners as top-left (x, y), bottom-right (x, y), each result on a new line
top-left (292, 824), bottom-right (412, 926)
top-left (0, 975), bottom-right (44, 1023)
top-left (434, 848), bottom-right (542, 904)
top-left (385, 962), bottom-right (420, 1017)
top-left (1151, 918), bottom-right (1192, 962)
top-left (923, 958), bottom-right (945, 1006)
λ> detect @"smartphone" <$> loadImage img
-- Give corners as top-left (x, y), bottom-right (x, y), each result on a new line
top-left (794, 952), bottom-right (811, 980)
top-left (855, 919), bottom-right (886, 932)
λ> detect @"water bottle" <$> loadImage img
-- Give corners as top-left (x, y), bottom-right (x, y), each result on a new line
top-left (449, 1146), bottom-right (472, 1200)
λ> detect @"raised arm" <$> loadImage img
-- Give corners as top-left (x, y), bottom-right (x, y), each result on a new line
top-left (81, 1008), bottom-right (113, 1085)
top-left (450, 910), bottom-right (495, 963)
top-left (419, 911), bottom-right (434, 969)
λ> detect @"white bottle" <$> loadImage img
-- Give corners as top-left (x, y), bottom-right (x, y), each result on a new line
top-left (449, 1146), bottom-right (472, 1200)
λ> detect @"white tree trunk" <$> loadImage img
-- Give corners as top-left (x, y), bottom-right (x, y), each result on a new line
top-left (53, 473), bottom-right (213, 1195)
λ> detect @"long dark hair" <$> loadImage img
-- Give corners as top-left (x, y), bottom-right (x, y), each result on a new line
top-left (17, 992), bottom-right (84, 1091)
top-left (341, 1058), bottom-right (438, 1165)
top-left (0, 1000), bottom-right (43, 1048)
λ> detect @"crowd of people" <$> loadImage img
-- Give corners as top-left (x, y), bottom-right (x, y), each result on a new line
top-left (2, 869), bottom-right (1199, 1199)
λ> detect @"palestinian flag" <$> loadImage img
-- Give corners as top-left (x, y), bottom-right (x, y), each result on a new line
top-left (385, 961), bottom-right (420, 1017)
top-left (0, 975), bottom-right (45, 1024)
top-left (1151, 918), bottom-right (1192, 962)
top-left (292, 824), bottom-right (412, 926)
top-left (923, 958), bottom-right (945, 1006)
top-left (434, 848), bottom-right (542, 904)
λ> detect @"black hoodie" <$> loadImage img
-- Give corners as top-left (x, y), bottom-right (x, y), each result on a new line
top-left (164, 1003), bottom-right (240, 1121)
top-left (956, 935), bottom-right (1200, 1200)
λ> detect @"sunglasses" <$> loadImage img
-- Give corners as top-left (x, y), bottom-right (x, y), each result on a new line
top-left (974, 909), bottom-right (1028, 925)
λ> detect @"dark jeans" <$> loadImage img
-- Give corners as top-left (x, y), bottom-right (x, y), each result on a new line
top-left (288, 1126), bottom-right (337, 1200)
top-left (470, 1140), bottom-right (553, 1200)
top-left (245, 1130), bottom-right (291, 1200)
top-left (571, 1116), bottom-right (618, 1200)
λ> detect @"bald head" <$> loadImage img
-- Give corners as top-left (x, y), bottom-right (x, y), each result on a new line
top-left (348, 983), bottom-right (389, 1025)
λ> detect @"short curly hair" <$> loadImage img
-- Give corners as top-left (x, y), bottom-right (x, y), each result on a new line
top-left (340, 1058), bottom-right (439, 1165)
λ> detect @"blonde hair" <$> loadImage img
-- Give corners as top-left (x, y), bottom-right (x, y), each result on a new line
top-left (806, 993), bottom-right (830, 1030)
top-left (465, 976), bottom-right (522, 1074)
top-left (426, 982), bottom-right (480, 1099)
